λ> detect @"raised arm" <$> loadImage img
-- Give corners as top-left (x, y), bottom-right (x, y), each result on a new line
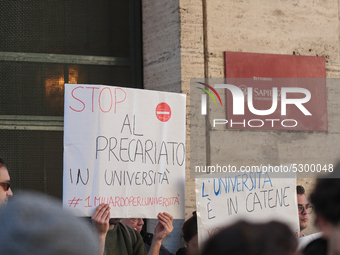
top-left (91, 203), bottom-right (111, 255)
top-left (148, 212), bottom-right (174, 255)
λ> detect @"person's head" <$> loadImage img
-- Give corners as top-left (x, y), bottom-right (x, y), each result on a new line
top-left (310, 163), bottom-right (340, 254)
top-left (297, 185), bottom-right (312, 235)
top-left (201, 221), bottom-right (298, 255)
top-left (0, 191), bottom-right (99, 255)
top-left (182, 211), bottom-right (198, 255)
top-left (0, 158), bottom-right (13, 206)
top-left (120, 218), bottom-right (144, 232)
top-left (310, 167), bottom-right (340, 228)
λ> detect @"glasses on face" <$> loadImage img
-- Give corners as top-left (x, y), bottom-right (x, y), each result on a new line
top-left (298, 204), bottom-right (313, 214)
top-left (0, 182), bottom-right (10, 191)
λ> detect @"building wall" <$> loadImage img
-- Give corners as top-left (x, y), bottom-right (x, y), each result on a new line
top-left (142, 0), bottom-right (182, 93)
top-left (142, 0), bottom-right (340, 250)
top-left (201, 0), bottom-right (340, 236)
top-left (142, 0), bottom-right (184, 252)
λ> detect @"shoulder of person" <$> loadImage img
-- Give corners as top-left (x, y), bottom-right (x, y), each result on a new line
top-left (176, 247), bottom-right (187, 255)
top-left (303, 237), bottom-right (327, 255)
top-left (160, 244), bottom-right (174, 255)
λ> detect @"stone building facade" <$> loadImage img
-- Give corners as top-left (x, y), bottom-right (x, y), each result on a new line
top-left (142, 0), bottom-right (340, 250)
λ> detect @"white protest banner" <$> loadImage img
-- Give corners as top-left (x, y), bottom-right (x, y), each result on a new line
top-left (195, 171), bottom-right (299, 245)
top-left (63, 84), bottom-right (186, 219)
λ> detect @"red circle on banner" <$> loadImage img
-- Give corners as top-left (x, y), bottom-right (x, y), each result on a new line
top-left (156, 102), bottom-right (171, 122)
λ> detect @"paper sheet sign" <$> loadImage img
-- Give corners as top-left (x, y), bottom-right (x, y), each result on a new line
top-left (195, 172), bottom-right (299, 246)
top-left (63, 84), bottom-right (186, 219)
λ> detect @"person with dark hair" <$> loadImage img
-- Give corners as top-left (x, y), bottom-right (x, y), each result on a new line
top-left (176, 211), bottom-right (198, 255)
top-left (303, 237), bottom-right (327, 255)
top-left (297, 185), bottom-right (312, 237)
top-left (297, 185), bottom-right (305, 195)
top-left (0, 158), bottom-right (13, 207)
top-left (201, 220), bottom-right (298, 255)
top-left (304, 162), bottom-right (340, 255)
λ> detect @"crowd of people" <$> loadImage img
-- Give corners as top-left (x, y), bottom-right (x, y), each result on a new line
top-left (0, 157), bottom-right (340, 255)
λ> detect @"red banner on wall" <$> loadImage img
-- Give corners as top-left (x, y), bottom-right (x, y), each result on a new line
top-left (224, 52), bottom-right (327, 131)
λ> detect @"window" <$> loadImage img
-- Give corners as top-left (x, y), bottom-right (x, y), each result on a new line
top-left (0, 0), bottom-right (142, 198)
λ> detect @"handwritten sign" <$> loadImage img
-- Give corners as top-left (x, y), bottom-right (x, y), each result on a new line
top-left (63, 84), bottom-right (186, 219)
top-left (195, 172), bottom-right (299, 245)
